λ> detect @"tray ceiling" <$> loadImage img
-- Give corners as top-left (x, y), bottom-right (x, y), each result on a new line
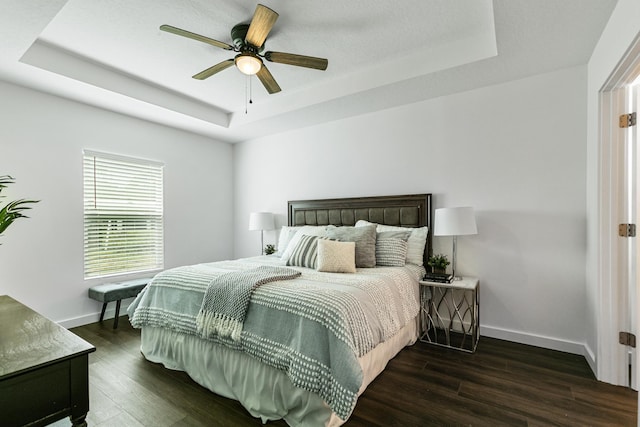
top-left (1, 0), bottom-right (618, 142)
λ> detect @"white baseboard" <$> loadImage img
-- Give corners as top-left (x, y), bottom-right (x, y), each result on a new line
top-left (58, 308), bottom-right (118, 329)
top-left (58, 298), bottom-right (137, 329)
top-left (481, 325), bottom-right (594, 373)
top-left (582, 343), bottom-right (596, 376)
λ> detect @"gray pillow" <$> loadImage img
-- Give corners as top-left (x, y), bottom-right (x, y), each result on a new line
top-left (377, 230), bottom-right (411, 241)
top-left (326, 224), bottom-right (377, 268)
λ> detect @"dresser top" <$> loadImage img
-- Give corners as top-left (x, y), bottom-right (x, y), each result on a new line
top-left (0, 295), bottom-right (95, 379)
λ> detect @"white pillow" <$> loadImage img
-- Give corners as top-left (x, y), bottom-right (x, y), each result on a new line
top-left (276, 226), bottom-right (302, 257)
top-left (356, 220), bottom-right (428, 266)
top-left (317, 240), bottom-right (356, 273)
top-left (280, 226), bottom-right (328, 262)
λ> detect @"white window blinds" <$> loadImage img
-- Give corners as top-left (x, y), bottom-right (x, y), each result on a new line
top-left (83, 150), bottom-right (164, 279)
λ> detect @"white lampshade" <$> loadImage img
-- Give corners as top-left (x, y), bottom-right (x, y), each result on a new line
top-left (235, 54), bottom-right (262, 75)
top-left (434, 207), bottom-right (477, 236)
top-left (249, 212), bottom-right (274, 231)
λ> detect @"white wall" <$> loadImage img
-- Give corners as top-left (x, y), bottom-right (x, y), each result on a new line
top-left (586, 0), bottom-right (640, 380)
top-left (234, 66), bottom-right (588, 354)
top-left (0, 82), bottom-right (234, 326)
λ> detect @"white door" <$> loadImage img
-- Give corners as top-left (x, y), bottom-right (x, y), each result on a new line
top-left (628, 83), bottom-right (638, 391)
top-left (616, 85), bottom-right (640, 390)
top-left (631, 82), bottom-right (640, 392)
top-left (614, 82), bottom-right (640, 391)
top-left (613, 83), bottom-right (638, 389)
top-left (631, 83), bottom-right (640, 426)
top-left (606, 82), bottom-right (640, 391)
top-left (592, 24), bottom-right (640, 426)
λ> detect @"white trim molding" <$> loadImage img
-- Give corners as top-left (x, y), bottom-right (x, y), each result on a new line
top-left (596, 30), bottom-right (640, 386)
top-left (481, 325), bottom-right (590, 357)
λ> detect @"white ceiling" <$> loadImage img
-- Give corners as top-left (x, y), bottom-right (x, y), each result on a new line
top-left (1, 0), bottom-right (617, 143)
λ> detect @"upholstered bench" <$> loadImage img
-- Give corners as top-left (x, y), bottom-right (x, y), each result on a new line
top-left (88, 277), bottom-right (152, 329)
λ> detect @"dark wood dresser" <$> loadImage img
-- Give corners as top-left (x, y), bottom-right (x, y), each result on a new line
top-left (0, 295), bottom-right (96, 426)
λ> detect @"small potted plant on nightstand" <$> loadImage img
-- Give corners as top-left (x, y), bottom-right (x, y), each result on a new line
top-left (427, 253), bottom-right (450, 274)
top-left (264, 244), bottom-right (276, 255)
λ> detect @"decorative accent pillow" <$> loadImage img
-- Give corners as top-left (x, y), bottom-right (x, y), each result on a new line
top-left (325, 224), bottom-right (377, 268)
top-left (317, 240), bottom-right (356, 273)
top-left (280, 226), bottom-right (328, 262)
top-left (286, 234), bottom-right (326, 269)
top-left (375, 239), bottom-right (408, 267)
top-left (375, 231), bottom-right (410, 266)
top-left (356, 220), bottom-right (428, 266)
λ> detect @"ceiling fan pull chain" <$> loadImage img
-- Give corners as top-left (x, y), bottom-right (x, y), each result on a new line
top-left (244, 75), bottom-right (254, 114)
top-left (249, 76), bottom-right (253, 105)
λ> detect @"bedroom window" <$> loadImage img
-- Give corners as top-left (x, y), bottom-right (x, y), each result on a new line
top-left (83, 150), bottom-right (164, 279)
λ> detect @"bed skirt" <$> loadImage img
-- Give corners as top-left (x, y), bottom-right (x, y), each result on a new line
top-left (139, 316), bottom-right (419, 426)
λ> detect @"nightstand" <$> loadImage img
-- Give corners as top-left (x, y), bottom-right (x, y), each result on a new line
top-left (419, 276), bottom-right (479, 353)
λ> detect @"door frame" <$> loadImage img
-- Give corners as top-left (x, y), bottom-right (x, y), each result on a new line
top-left (598, 33), bottom-right (640, 387)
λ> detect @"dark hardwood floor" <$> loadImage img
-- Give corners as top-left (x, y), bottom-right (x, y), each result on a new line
top-left (56, 318), bottom-right (636, 426)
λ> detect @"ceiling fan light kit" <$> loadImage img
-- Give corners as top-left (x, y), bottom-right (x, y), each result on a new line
top-left (235, 53), bottom-right (262, 75)
top-left (160, 4), bottom-right (328, 96)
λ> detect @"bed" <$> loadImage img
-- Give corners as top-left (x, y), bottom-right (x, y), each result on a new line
top-left (127, 194), bottom-right (433, 426)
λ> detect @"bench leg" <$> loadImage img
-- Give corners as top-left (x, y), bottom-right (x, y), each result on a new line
top-left (113, 300), bottom-right (122, 329)
top-left (99, 303), bottom-right (107, 322)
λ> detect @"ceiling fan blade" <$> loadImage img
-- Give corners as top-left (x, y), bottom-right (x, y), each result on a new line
top-left (192, 59), bottom-right (235, 80)
top-left (264, 51), bottom-right (328, 71)
top-left (160, 25), bottom-right (234, 51)
top-left (256, 65), bottom-right (281, 94)
top-left (245, 4), bottom-right (279, 48)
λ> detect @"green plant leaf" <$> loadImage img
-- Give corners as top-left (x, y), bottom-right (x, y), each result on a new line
top-left (0, 199), bottom-right (37, 234)
top-left (427, 253), bottom-right (450, 269)
top-left (0, 175), bottom-right (39, 239)
top-left (0, 175), bottom-right (15, 198)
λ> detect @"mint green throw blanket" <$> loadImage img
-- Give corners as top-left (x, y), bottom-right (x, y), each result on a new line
top-left (128, 259), bottom-right (421, 421)
top-left (196, 266), bottom-right (301, 341)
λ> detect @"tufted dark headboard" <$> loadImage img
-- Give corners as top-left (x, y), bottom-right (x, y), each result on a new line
top-left (287, 194), bottom-right (433, 265)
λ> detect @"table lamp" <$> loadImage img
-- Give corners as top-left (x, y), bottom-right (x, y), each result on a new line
top-left (434, 207), bottom-right (477, 279)
top-left (249, 212), bottom-right (275, 255)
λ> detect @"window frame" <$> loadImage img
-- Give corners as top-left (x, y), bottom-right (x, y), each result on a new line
top-left (83, 150), bottom-right (164, 280)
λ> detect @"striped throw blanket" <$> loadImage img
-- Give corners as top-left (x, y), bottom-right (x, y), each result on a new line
top-left (196, 266), bottom-right (300, 341)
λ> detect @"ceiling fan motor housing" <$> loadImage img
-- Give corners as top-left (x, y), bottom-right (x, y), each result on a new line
top-left (231, 23), bottom-right (264, 52)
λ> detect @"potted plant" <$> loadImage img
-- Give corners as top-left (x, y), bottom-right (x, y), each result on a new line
top-left (427, 253), bottom-right (450, 273)
top-left (264, 244), bottom-right (276, 255)
top-left (0, 175), bottom-right (38, 240)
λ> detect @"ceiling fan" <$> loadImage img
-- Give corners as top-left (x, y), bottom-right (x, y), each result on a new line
top-left (160, 4), bottom-right (328, 95)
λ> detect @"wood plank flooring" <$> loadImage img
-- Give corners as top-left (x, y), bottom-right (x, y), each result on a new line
top-left (52, 318), bottom-right (637, 426)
